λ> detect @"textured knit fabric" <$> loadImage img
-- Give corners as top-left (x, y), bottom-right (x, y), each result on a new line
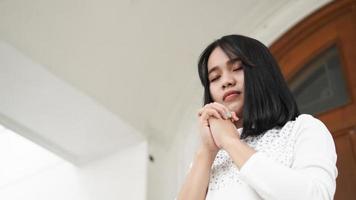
top-left (204, 114), bottom-right (338, 200)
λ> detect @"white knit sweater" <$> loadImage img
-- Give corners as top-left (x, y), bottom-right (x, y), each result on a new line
top-left (175, 114), bottom-right (338, 200)
top-left (205, 114), bottom-right (338, 200)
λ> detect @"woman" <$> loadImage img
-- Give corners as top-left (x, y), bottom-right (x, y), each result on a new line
top-left (177, 35), bottom-right (338, 200)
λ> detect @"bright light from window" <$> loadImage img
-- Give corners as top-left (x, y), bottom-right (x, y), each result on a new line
top-left (0, 124), bottom-right (67, 188)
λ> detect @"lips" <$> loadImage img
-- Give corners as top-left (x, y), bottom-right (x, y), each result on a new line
top-left (223, 90), bottom-right (241, 101)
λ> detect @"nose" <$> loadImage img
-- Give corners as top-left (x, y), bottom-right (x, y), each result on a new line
top-left (222, 74), bottom-right (236, 89)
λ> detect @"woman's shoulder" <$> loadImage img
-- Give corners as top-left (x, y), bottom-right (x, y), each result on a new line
top-left (274, 114), bottom-right (319, 137)
top-left (291, 113), bottom-right (333, 143)
top-left (295, 113), bottom-right (319, 122)
top-left (294, 114), bottom-right (328, 130)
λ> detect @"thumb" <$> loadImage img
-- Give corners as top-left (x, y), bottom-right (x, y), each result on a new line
top-left (231, 111), bottom-right (239, 121)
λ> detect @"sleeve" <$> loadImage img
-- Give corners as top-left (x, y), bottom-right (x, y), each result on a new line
top-left (238, 115), bottom-right (338, 200)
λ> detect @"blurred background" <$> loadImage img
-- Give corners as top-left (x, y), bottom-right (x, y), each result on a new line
top-left (0, 0), bottom-right (355, 199)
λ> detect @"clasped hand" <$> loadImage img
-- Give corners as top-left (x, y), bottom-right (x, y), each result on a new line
top-left (209, 117), bottom-right (240, 149)
top-left (198, 102), bottom-right (241, 150)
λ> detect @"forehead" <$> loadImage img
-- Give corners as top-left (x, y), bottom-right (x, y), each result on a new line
top-left (207, 47), bottom-right (231, 70)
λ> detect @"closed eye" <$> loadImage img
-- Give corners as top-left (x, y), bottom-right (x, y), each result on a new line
top-left (233, 67), bottom-right (242, 71)
top-left (232, 59), bottom-right (243, 71)
top-left (210, 76), bottom-right (220, 82)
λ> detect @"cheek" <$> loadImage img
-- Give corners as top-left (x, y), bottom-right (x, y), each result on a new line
top-left (209, 85), bottom-right (220, 101)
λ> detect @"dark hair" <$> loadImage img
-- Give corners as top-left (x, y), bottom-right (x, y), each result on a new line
top-left (198, 34), bottom-right (300, 139)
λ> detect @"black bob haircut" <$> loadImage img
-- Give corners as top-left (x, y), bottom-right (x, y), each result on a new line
top-left (198, 34), bottom-right (300, 139)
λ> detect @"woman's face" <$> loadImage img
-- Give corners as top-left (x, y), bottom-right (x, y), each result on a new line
top-left (207, 47), bottom-right (245, 117)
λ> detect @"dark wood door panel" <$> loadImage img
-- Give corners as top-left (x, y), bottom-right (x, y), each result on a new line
top-left (334, 127), bottom-right (356, 200)
top-left (270, 1), bottom-right (356, 199)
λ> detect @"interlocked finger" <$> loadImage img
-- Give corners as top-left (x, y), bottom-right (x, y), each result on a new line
top-left (200, 108), bottom-right (222, 121)
top-left (198, 102), bottom-right (231, 119)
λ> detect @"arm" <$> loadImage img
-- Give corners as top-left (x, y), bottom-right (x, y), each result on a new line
top-left (177, 145), bottom-right (217, 200)
top-left (226, 116), bottom-right (338, 200)
top-left (177, 102), bottom-right (232, 199)
top-left (208, 117), bottom-right (257, 169)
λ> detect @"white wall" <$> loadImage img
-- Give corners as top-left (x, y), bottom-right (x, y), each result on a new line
top-left (147, 100), bottom-right (201, 200)
top-left (0, 38), bottom-right (148, 200)
top-left (0, 140), bottom-right (148, 200)
top-left (0, 41), bottom-right (144, 165)
top-left (147, 138), bottom-right (178, 200)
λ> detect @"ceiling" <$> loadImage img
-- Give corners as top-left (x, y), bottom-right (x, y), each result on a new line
top-left (0, 0), bottom-right (332, 163)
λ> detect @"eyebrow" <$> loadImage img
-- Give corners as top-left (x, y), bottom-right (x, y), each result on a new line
top-left (208, 58), bottom-right (240, 75)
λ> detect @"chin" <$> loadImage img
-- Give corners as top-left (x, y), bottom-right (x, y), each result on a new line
top-left (225, 101), bottom-right (241, 110)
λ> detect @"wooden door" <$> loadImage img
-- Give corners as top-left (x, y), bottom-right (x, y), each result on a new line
top-left (270, 0), bottom-right (356, 199)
